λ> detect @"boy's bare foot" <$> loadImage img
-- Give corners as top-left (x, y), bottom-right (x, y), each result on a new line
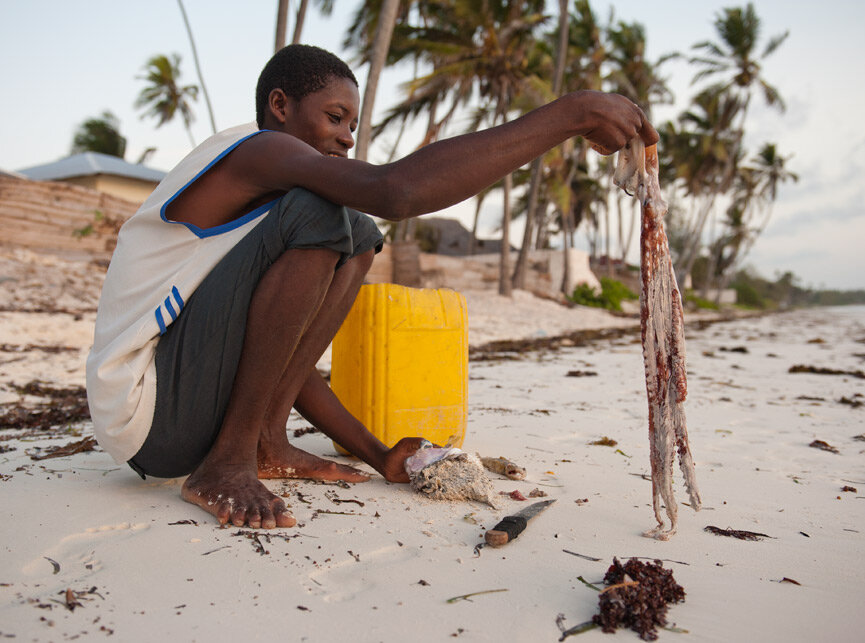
top-left (181, 461), bottom-right (297, 529)
top-left (257, 441), bottom-right (370, 482)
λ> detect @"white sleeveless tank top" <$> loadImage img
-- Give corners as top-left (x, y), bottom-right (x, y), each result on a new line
top-left (86, 123), bottom-right (276, 463)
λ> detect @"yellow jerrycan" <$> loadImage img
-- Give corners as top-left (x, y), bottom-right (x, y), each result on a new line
top-left (330, 283), bottom-right (468, 452)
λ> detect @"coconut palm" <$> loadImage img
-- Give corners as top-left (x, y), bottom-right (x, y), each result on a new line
top-left (281, 0), bottom-right (335, 46)
top-left (606, 20), bottom-right (674, 118)
top-left (604, 19), bottom-right (674, 265)
top-left (135, 53), bottom-right (200, 148)
top-left (453, 0), bottom-right (548, 295)
top-left (511, 0), bottom-right (568, 289)
top-left (275, 0), bottom-right (289, 50)
top-left (71, 111), bottom-right (127, 158)
top-left (355, 0), bottom-right (547, 295)
top-left (176, 0), bottom-right (217, 134)
top-left (712, 142), bottom-right (797, 294)
top-left (354, 0), bottom-right (402, 162)
top-left (345, 0), bottom-right (462, 248)
top-left (663, 86), bottom-right (742, 285)
top-left (673, 3), bottom-right (788, 288)
top-left (690, 2), bottom-right (788, 120)
top-left (556, 0), bottom-right (606, 262)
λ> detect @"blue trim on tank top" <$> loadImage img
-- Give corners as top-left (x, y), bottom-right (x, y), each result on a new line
top-left (159, 129), bottom-right (280, 239)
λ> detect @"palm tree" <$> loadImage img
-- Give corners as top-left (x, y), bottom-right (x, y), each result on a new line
top-left (354, 0), bottom-right (402, 162)
top-left (677, 3), bottom-right (788, 288)
top-left (458, 0), bottom-right (547, 296)
top-left (285, 0), bottom-right (335, 46)
top-left (135, 53), bottom-right (200, 148)
top-left (663, 87), bottom-right (741, 285)
top-left (690, 2), bottom-right (788, 121)
top-left (71, 111), bottom-right (127, 158)
top-left (275, 0), bottom-right (289, 50)
top-left (511, 0), bottom-right (568, 290)
top-left (353, 0), bottom-right (547, 295)
top-left (176, 0), bottom-right (217, 134)
top-left (604, 18), bottom-right (673, 267)
top-left (558, 0), bottom-right (606, 265)
top-left (712, 142), bottom-right (797, 294)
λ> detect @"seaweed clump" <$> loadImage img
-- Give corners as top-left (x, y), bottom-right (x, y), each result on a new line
top-left (0, 381), bottom-right (90, 432)
top-left (592, 557), bottom-right (685, 641)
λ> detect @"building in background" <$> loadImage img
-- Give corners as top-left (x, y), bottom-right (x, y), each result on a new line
top-left (17, 153), bottom-right (165, 204)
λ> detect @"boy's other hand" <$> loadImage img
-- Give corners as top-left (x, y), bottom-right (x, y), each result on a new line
top-left (381, 437), bottom-right (430, 483)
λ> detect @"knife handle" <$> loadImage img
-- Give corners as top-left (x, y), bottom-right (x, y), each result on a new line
top-left (484, 515), bottom-right (528, 547)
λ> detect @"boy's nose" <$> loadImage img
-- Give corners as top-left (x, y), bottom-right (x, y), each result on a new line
top-left (338, 130), bottom-right (355, 150)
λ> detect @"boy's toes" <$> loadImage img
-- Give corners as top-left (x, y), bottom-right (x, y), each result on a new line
top-left (247, 507), bottom-right (263, 529)
top-left (276, 510), bottom-right (297, 528)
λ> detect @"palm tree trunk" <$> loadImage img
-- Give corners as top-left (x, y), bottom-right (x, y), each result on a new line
top-left (354, 0), bottom-right (400, 162)
top-left (511, 160), bottom-right (543, 289)
top-left (184, 124), bottom-right (196, 148)
top-left (676, 195), bottom-right (715, 286)
top-left (603, 201), bottom-right (612, 276)
top-left (470, 194), bottom-right (485, 255)
top-left (275, 0), bottom-right (290, 51)
top-left (511, 0), bottom-right (569, 290)
top-left (560, 206), bottom-right (573, 296)
top-left (621, 198), bottom-right (637, 263)
top-left (499, 172), bottom-right (513, 297)
top-left (292, 0), bottom-right (310, 44)
top-left (176, 0), bottom-right (217, 135)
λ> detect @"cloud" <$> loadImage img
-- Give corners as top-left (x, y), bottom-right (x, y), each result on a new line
top-left (750, 211), bottom-right (865, 289)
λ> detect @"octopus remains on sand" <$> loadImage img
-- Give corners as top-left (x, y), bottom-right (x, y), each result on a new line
top-left (613, 139), bottom-right (702, 540)
top-left (404, 444), bottom-right (498, 507)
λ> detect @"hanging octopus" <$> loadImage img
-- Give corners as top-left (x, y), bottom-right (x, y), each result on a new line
top-left (613, 139), bottom-right (701, 540)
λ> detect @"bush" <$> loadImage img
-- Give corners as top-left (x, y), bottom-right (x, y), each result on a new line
top-left (733, 280), bottom-right (766, 309)
top-left (684, 290), bottom-right (720, 310)
top-left (569, 277), bottom-right (637, 312)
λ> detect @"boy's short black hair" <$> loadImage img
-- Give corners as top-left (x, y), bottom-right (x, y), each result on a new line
top-left (255, 44), bottom-right (358, 128)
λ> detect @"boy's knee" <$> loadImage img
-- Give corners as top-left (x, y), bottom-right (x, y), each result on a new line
top-left (343, 248), bottom-right (375, 280)
top-left (273, 188), bottom-right (353, 260)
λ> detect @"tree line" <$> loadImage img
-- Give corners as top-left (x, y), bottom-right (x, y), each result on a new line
top-left (72, 0), bottom-right (799, 302)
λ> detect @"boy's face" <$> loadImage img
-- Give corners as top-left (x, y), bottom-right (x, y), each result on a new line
top-left (282, 76), bottom-right (360, 157)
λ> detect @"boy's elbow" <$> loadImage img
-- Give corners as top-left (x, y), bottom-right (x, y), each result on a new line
top-left (373, 176), bottom-right (416, 221)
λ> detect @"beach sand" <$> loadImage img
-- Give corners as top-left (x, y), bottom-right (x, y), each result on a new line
top-left (1, 253), bottom-right (863, 642)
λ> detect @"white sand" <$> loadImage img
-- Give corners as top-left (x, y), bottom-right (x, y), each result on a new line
top-left (1, 253), bottom-right (864, 641)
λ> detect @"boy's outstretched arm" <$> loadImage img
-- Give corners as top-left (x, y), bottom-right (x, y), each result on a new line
top-left (234, 90), bottom-right (657, 221)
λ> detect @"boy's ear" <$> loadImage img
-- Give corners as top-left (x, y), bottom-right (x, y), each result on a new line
top-left (267, 88), bottom-right (291, 125)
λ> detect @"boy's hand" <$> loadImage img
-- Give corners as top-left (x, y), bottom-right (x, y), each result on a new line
top-left (572, 90), bottom-right (659, 156)
top-left (381, 437), bottom-right (429, 483)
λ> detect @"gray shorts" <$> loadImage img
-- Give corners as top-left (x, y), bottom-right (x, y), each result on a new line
top-left (128, 188), bottom-right (383, 479)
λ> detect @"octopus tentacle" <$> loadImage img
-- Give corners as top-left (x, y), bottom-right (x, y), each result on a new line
top-left (614, 139), bottom-right (701, 540)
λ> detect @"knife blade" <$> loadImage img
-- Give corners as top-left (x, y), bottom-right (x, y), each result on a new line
top-left (484, 499), bottom-right (556, 547)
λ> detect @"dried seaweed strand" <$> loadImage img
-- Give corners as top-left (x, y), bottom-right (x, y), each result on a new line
top-left (445, 588), bottom-right (508, 603)
top-left (704, 525), bottom-right (773, 540)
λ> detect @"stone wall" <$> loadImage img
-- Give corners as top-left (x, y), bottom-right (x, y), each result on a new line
top-left (0, 176), bottom-right (602, 300)
top-left (366, 243), bottom-right (600, 300)
top-left (0, 176), bottom-right (137, 261)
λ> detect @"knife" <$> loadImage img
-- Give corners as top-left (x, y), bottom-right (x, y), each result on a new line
top-left (484, 499), bottom-right (556, 547)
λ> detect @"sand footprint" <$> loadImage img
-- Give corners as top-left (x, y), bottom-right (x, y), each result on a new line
top-left (306, 544), bottom-right (420, 603)
top-left (22, 521), bottom-right (150, 579)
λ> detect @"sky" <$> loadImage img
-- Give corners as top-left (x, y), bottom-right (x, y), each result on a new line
top-left (1, 0), bottom-right (864, 290)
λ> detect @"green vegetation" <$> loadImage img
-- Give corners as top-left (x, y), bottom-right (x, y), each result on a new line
top-left (70, 111), bottom-right (126, 158)
top-left (683, 291), bottom-right (721, 310)
top-left (135, 53), bottom-right (200, 147)
top-left (731, 269), bottom-right (865, 309)
top-left (569, 277), bottom-right (637, 312)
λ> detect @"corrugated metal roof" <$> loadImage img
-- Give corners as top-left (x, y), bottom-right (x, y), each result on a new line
top-left (17, 152), bottom-right (166, 183)
top-left (0, 167), bottom-right (28, 179)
